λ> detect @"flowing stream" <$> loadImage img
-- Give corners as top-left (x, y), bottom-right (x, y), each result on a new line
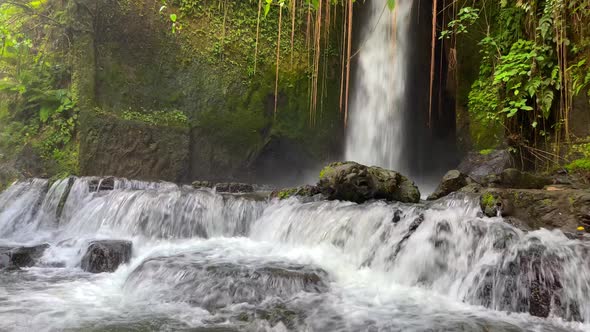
top-left (0, 177), bottom-right (589, 331)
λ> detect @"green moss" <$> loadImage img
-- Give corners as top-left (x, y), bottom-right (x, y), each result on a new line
top-left (319, 163), bottom-right (339, 180)
top-left (319, 168), bottom-right (329, 180)
top-left (479, 149), bottom-right (494, 156)
top-left (121, 109), bottom-right (188, 128)
top-left (482, 192), bottom-right (496, 207)
top-left (277, 188), bottom-right (298, 200)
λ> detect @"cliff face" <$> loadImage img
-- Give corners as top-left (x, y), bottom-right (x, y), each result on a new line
top-left (75, 0), bottom-right (344, 185)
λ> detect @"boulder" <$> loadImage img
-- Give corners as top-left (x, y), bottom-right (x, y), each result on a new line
top-left (427, 170), bottom-right (468, 200)
top-left (124, 252), bottom-right (329, 310)
top-left (80, 240), bottom-right (132, 273)
top-left (458, 150), bottom-right (514, 183)
top-left (485, 168), bottom-right (553, 189)
top-left (0, 244), bottom-right (50, 269)
top-left (479, 188), bottom-right (590, 232)
top-left (316, 162), bottom-right (420, 204)
top-left (215, 182), bottom-right (254, 193)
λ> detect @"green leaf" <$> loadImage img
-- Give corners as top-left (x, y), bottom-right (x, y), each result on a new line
top-left (29, 1), bottom-right (43, 9)
top-left (40, 106), bottom-right (52, 123)
top-left (264, 3), bottom-right (271, 17)
top-left (170, 13), bottom-right (177, 22)
top-left (387, 0), bottom-right (396, 10)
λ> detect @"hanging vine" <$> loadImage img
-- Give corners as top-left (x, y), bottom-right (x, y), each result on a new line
top-left (443, 0), bottom-right (590, 166)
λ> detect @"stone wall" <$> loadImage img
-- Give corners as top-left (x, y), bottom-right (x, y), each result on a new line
top-left (74, 0), bottom-right (343, 185)
top-left (79, 111), bottom-right (189, 182)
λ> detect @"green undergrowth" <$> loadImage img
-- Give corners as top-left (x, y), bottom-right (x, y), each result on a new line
top-left (93, 107), bottom-right (189, 129)
top-left (564, 141), bottom-right (590, 173)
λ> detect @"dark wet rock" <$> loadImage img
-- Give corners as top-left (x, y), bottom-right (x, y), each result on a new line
top-left (80, 240), bottom-right (132, 273)
top-left (253, 302), bottom-right (301, 330)
top-left (56, 176), bottom-right (75, 219)
top-left (271, 185), bottom-right (321, 200)
top-left (470, 242), bottom-right (580, 320)
top-left (88, 177), bottom-right (115, 192)
top-left (431, 167), bottom-right (551, 200)
top-left (391, 209), bottom-right (403, 223)
top-left (215, 182), bottom-right (254, 193)
top-left (428, 170), bottom-right (468, 200)
top-left (0, 244), bottom-right (49, 269)
top-left (317, 162), bottom-right (420, 204)
top-left (458, 150), bottom-right (514, 183)
top-left (124, 253), bottom-right (329, 310)
top-left (480, 188), bottom-right (590, 232)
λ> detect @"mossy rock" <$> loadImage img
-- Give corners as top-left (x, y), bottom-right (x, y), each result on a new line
top-left (480, 191), bottom-right (503, 217)
top-left (316, 162), bottom-right (420, 204)
top-left (479, 188), bottom-right (590, 232)
top-left (271, 185), bottom-right (320, 200)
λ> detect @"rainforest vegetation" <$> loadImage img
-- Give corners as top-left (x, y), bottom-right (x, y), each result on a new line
top-left (447, 0), bottom-right (590, 170)
top-left (0, 0), bottom-right (589, 189)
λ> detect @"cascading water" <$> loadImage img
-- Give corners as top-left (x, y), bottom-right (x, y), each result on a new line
top-left (345, 1), bottom-right (413, 176)
top-left (1, 178), bottom-right (589, 331)
top-left (345, 0), bottom-right (459, 192)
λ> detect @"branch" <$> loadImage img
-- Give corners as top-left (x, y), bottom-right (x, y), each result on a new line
top-left (3, 1), bottom-right (65, 27)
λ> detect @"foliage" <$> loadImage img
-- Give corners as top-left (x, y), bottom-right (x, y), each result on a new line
top-left (565, 158), bottom-right (590, 172)
top-left (0, 0), bottom-right (79, 175)
top-left (564, 141), bottom-right (590, 172)
top-left (440, 7), bottom-right (479, 39)
top-left (453, 0), bottom-right (590, 158)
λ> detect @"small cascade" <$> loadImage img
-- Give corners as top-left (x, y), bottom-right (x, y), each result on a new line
top-left (0, 179), bottom-right (589, 331)
top-left (59, 178), bottom-right (265, 240)
top-left (0, 179), bottom-right (48, 241)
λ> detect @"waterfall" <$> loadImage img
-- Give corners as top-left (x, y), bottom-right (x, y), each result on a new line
top-left (0, 178), bottom-right (588, 331)
top-left (345, 0), bottom-right (413, 175)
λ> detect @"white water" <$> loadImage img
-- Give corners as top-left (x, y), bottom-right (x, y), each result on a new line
top-left (345, 0), bottom-right (412, 175)
top-left (0, 178), bottom-right (589, 331)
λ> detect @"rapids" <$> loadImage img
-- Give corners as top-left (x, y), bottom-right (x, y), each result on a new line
top-left (0, 177), bottom-right (589, 331)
